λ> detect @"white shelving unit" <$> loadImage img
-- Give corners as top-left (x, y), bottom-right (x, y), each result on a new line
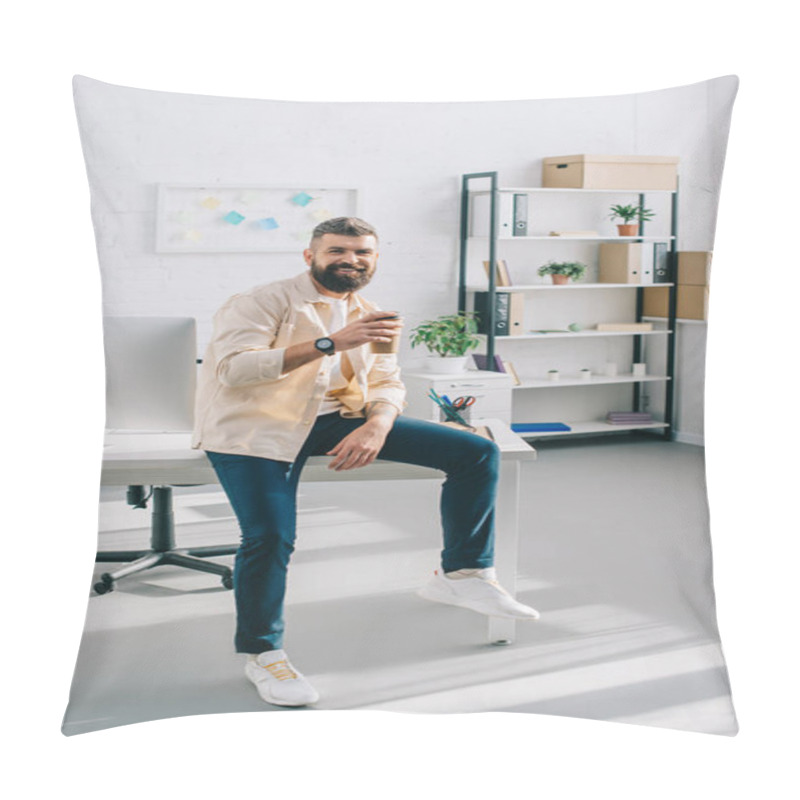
top-left (458, 173), bottom-right (679, 441)
top-left (515, 374), bottom-right (670, 390)
top-left (471, 187), bottom-right (676, 194)
top-left (467, 283), bottom-right (675, 291)
top-left (518, 420), bottom-right (670, 438)
top-left (477, 330), bottom-right (671, 341)
top-left (470, 236), bottom-right (674, 242)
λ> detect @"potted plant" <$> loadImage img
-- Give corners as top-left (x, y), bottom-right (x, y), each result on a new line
top-left (409, 312), bottom-right (481, 373)
top-left (608, 204), bottom-right (655, 236)
top-left (537, 260), bottom-right (588, 285)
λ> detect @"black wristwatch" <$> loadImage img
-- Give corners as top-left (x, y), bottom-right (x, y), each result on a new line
top-left (314, 336), bottom-right (336, 356)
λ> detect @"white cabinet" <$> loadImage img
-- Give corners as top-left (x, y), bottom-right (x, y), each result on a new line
top-left (402, 370), bottom-right (513, 424)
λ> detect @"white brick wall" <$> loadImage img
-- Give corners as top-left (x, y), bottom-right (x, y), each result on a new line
top-left (76, 76), bottom-right (737, 442)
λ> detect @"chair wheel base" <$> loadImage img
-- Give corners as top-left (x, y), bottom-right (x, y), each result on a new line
top-left (94, 575), bottom-right (115, 595)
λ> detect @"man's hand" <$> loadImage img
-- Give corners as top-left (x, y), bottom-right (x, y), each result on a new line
top-left (327, 420), bottom-right (390, 471)
top-left (281, 311), bottom-right (402, 374)
top-left (326, 403), bottom-right (398, 471)
top-left (329, 311), bottom-right (403, 352)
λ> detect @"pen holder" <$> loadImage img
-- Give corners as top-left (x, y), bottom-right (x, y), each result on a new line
top-left (440, 406), bottom-right (473, 425)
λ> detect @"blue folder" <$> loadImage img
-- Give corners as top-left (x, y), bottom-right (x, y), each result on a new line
top-left (511, 422), bottom-right (572, 433)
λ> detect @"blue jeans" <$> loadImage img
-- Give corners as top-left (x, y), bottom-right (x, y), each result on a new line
top-left (206, 413), bottom-right (500, 653)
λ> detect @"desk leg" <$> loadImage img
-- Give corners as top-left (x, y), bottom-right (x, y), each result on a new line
top-left (488, 459), bottom-right (520, 645)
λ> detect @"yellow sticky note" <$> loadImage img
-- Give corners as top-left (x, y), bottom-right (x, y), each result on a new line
top-left (310, 208), bottom-right (332, 222)
top-left (201, 196), bottom-right (221, 210)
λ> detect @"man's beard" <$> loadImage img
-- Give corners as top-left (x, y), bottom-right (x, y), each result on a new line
top-left (311, 260), bottom-right (373, 293)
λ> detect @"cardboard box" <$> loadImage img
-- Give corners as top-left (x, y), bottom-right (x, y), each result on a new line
top-left (542, 154), bottom-right (679, 190)
top-left (678, 251), bottom-right (712, 286)
top-left (596, 322), bottom-right (654, 332)
top-left (643, 285), bottom-right (709, 320)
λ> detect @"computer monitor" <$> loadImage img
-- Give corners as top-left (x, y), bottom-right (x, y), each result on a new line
top-left (103, 317), bottom-right (197, 432)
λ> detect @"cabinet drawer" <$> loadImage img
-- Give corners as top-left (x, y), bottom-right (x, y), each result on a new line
top-left (429, 377), bottom-right (512, 392)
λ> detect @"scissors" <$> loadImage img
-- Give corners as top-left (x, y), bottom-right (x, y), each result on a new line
top-left (452, 395), bottom-right (476, 410)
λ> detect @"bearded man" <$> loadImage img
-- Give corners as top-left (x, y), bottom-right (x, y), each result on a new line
top-left (193, 217), bottom-right (539, 707)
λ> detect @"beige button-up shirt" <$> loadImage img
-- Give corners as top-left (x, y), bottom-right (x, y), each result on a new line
top-left (192, 271), bottom-right (406, 461)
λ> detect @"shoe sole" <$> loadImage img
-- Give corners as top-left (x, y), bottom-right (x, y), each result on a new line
top-left (417, 584), bottom-right (539, 620)
top-left (258, 693), bottom-right (319, 708)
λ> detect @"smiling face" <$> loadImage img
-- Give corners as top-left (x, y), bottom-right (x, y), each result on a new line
top-left (304, 233), bottom-right (379, 296)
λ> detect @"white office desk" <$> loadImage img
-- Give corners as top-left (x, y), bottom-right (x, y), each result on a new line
top-left (101, 418), bottom-right (536, 644)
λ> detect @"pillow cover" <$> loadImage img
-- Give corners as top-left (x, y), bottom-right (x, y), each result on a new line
top-left (63, 74), bottom-right (739, 736)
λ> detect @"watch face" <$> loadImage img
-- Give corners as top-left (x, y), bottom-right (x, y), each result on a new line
top-left (315, 337), bottom-right (334, 353)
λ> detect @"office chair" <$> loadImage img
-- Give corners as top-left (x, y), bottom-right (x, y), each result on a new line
top-left (94, 317), bottom-right (235, 594)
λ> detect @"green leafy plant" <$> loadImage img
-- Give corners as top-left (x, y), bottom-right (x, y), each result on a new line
top-left (537, 260), bottom-right (588, 280)
top-left (409, 312), bottom-right (481, 357)
top-left (608, 204), bottom-right (655, 224)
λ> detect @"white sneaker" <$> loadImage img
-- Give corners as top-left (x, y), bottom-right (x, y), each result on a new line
top-left (417, 568), bottom-right (540, 620)
top-left (245, 649), bottom-right (320, 707)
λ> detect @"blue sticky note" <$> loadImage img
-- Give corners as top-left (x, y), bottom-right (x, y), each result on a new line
top-left (291, 192), bottom-right (313, 207)
top-left (223, 210), bottom-right (246, 225)
top-left (257, 217), bottom-right (280, 231)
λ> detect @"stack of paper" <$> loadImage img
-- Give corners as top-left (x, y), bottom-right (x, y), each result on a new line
top-left (606, 412), bottom-right (653, 425)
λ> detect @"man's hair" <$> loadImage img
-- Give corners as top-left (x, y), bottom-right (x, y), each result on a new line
top-left (310, 217), bottom-right (379, 245)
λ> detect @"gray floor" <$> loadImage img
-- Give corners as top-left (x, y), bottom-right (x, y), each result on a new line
top-left (62, 435), bottom-right (737, 736)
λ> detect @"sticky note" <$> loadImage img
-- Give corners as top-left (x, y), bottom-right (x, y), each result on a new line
top-left (238, 191), bottom-right (260, 205)
top-left (201, 197), bottom-right (221, 210)
top-left (184, 229), bottom-right (203, 242)
top-left (291, 192), bottom-right (314, 207)
top-left (223, 210), bottom-right (246, 225)
top-left (257, 217), bottom-right (280, 231)
top-left (310, 208), bottom-right (332, 222)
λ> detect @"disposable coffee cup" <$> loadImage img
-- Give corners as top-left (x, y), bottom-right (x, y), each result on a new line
top-left (370, 314), bottom-right (402, 354)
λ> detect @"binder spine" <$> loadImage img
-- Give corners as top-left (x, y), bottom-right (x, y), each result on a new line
top-left (474, 292), bottom-right (511, 336)
top-left (512, 193), bottom-right (528, 236)
top-left (653, 242), bottom-right (670, 283)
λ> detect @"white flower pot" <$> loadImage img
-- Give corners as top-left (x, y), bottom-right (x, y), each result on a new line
top-left (425, 355), bottom-right (470, 374)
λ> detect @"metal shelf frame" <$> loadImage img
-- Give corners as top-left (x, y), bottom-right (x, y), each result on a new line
top-left (457, 172), bottom-right (679, 441)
